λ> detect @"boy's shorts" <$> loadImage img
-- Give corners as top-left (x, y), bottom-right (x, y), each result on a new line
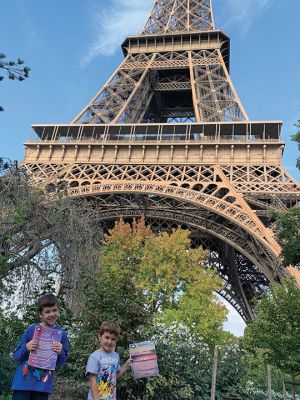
top-left (12, 391), bottom-right (49, 400)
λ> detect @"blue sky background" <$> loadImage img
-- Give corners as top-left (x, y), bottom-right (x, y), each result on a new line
top-left (1, 0), bottom-right (299, 334)
top-left (1, 0), bottom-right (300, 178)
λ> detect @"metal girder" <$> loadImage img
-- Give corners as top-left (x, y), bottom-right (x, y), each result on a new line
top-left (73, 47), bottom-right (247, 124)
top-left (142, 0), bottom-right (214, 34)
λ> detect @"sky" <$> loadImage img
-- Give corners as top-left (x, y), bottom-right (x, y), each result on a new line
top-left (1, 0), bottom-right (300, 335)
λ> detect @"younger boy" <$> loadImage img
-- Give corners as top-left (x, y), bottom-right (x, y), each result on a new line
top-left (86, 321), bottom-right (131, 400)
top-left (11, 294), bottom-right (69, 400)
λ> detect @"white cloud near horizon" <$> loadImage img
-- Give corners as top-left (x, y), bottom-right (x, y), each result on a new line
top-left (221, 0), bottom-right (274, 35)
top-left (80, 0), bottom-right (153, 68)
top-left (81, 0), bottom-right (275, 67)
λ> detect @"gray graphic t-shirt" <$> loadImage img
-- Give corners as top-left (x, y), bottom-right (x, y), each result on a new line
top-left (86, 350), bottom-right (121, 400)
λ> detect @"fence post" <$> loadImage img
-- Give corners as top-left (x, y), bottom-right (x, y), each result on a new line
top-left (211, 345), bottom-right (219, 400)
top-left (267, 365), bottom-right (272, 400)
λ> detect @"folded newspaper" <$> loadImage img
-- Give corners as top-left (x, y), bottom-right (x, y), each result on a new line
top-left (129, 340), bottom-right (159, 379)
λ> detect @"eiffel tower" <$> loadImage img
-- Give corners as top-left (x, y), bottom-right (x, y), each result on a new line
top-left (22, 0), bottom-right (300, 320)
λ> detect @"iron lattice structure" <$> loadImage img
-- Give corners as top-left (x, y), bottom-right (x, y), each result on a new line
top-left (22, 0), bottom-right (300, 320)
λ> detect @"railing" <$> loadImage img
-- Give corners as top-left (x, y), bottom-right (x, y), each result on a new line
top-left (30, 121), bottom-right (282, 143)
top-left (25, 137), bottom-right (284, 145)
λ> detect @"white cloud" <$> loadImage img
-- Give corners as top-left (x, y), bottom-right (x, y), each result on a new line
top-left (222, 0), bottom-right (274, 35)
top-left (80, 0), bottom-right (153, 68)
top-left (81, 0), bottom-right (274, 67)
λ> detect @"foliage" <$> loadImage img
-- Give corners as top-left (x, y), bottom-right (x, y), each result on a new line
top-left (138, 228), bottom-right (227, 346)
top-left (66, 219), bottom-right (152, 378)
top-left (244, 381), bottom-right (300, 400)
top-left (237, 348), bottom-right (300, 399)
top-left (77, 218), bottom-right (227, 347)
top-left (272, 119), bottom-right (300, 267)
top-left (2, 307), bottom-right (300, 400)
top-left (0, 311), bottom-right (24, 396)
top-left (0, 53), bottom-right (30, 111)
top-left (244, 278), bottom-right (300, 398)
top-left (56, 218), bottom-right (228, 397)
top-left (143, 323), bottom-right (212, 399)
top-left (274, 207), bottom-right (300, 267)
top-left (0, 160), bottom-right (101, 310)
top-left (139, 323), bottom-right (245, 400)
top-left (216, 343), bottom-right (244, 398)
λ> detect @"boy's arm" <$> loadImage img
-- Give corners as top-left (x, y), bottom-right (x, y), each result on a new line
top-left (56, 331), bottom-right (68, 367)
top-left (13, 327), bottom-right (33, 362)
top-left (89, 374), bottom-right (100, 400)
top-left (117, 359), bottom-right (132, 380)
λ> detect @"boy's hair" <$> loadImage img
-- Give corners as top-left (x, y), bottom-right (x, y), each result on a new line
top-left (100, 321), bottom-right (121, 337)
top-left (38, 294), bottom-right (59, 313)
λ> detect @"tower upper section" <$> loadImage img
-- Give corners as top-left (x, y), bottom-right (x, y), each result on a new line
top-left (142, 0), bottom-right (215, 35)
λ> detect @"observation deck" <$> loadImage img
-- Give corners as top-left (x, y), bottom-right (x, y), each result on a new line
top-left (24, 121), bottom-right (284, 166)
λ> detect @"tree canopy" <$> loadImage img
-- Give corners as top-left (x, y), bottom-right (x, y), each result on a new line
top-left (274, 207), bottom-right (300, 267)
top-left (273, 119), bottom-right (300, 267)
top-left (78, 218), bottom-right (228, 347)
top-left (244, 278), bottom-right (300, 399)
top-left (0, 159), bottom-right (99, 308)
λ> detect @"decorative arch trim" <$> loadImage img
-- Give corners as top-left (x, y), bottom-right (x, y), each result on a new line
top-left (66, 180), bottom-right (281, 258)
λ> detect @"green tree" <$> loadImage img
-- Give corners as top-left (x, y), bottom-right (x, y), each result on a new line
top-left (0, 159), bottom-right (100, 309)
top-left (244, 278), bottom-right (300, 400)
top-left (61, 217), bottom-right (229, 399)
top-left (139, 228), bottom-right (227, 346)
top-left (140, 323), bottom-right (244, 400)
top-left (274, 207), bottom-right (300, 267)
top-left (0, 53), bottom-right (30, 111)
top-left (79, 218), bottom-right (153, 338)
top-left (93, 218), bottom-right (226, 344)
top-left (70, 218), bottom-right (228, 382)
top-left (272, 119), bottom-right (300, 267)
top-left (237, 349), bottom-right (300, 400)
top-left (144, 323), bottom-right (212, 400)
top-left (0, 311), bottom-right (24, 397)
top-left (62, 219), bottom-right (154, 385)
